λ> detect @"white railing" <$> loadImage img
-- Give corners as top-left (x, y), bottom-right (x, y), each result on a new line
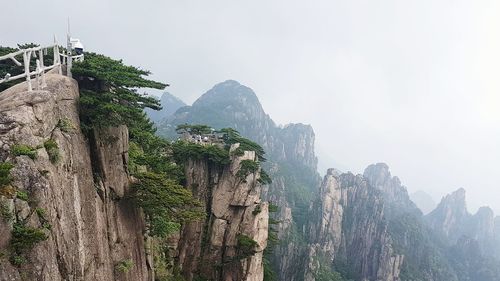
top-left (0, 39), bottom-right (68, 92)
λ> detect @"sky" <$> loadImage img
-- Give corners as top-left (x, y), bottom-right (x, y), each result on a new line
top-left (3, 0), bottom-right (500, 214)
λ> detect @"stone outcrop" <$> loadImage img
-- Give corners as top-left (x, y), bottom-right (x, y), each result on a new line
top-left (174, 145), bottom-right (268, 281)
top-left (304, 169), bottom-right (404, 281)
top-left (426, 188), bottom-right (469, 240)
top-left (158, 80), bottom-right (320, 281)
top-left (426, 189), bottom-right (499, 258)
top-left (363, 163), bottom-right (421, 216)
top-left (0, 75), bottom-right (149, 281)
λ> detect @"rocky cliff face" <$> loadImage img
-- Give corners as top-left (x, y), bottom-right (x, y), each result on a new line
top-left (158, 80), bottom-right (320, 280)
top-left (173, 145), bottom-right (269, 281)
top-left (426, 188), bottom-right (469, 240)
top-left (304, 169), bottom-right (404, 281)
top-left (363, 163), bottom-right (420, 216)
top-left (426, 189), bottom-right (500, 260)
top-left (0, 75), bottom-right (150, 281)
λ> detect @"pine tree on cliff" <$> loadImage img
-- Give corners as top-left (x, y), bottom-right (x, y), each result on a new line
top-left (72, 53), bottom-right (203, 237)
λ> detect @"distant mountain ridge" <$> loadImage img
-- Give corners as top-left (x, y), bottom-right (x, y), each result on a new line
top-left (157, 80), bottom-right (320, 280)
top-left (145, 91), bottom-right (186, 122)
top-left (154, 79), bottom-right (500, 281)
top-left (410, 190), bottom-right (437, 214)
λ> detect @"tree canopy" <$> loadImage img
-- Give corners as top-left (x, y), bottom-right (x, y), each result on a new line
top-left (72, 53), bottom-right (165, 132)
top-left (73, 52), bottom-right (202, 237)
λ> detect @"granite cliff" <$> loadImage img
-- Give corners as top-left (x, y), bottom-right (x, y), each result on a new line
top-left (173, 145), bottom-right (269, 281)
top-left (0, 75), bottom-right (150, 281)
top-left (158, 80), bottom-right (320, 280)
top-left (0, 75), bottom-right (270, 281)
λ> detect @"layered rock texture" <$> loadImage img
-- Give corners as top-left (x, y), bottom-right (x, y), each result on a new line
top-left (426, 189), bottom-right (498, 251)
top-left (426, 188), bottom-right (500, 277)
top-left (158, 80), bottom-right (320, 280)
top-left (305, 167), bottom-right (408, 281)
top-left (0, 76), bottom-right (149, 281)
top-left (173, 145), bottom-right (269, 281)
top-left (157, 79), bottom-right (500, 281)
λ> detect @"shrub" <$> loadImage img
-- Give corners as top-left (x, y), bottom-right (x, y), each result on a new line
top-left (236, 234), bottom-right (258, 258)
top-left (35, 207), bottom-right (46, 218)
top-left (258, 170), bottom-right (272, 185)
top-left (172, 141), bottom-right (230, 166)
top-left (57, 118), bottom-right (74, 133)
top-left (44, 139), bottom-right (60, 164)
top-left (219, 128), bottom-right (267, 162)
top-left (0, 201), bottom-right (13, 222)
top-left (9, 255), bottom-right (27, 266)
top-left (9, 222), bottom-right (48, 266)
top-left (0, 162), bottom-right (14, 188)
top-left (252, 204), bottom-right (262, 215)
top-left (11, 144), bottom-right (38, 160)
top-left (16, 190), bottom-right (28, 201)
top-left (130, 172), bottom-right (203, 237)
top-left (268, 203), bottom-right (279, 213)
top-left (115, 259), bottom-right (134, 273)
top-left (236, 160), bottom-right (259, 181)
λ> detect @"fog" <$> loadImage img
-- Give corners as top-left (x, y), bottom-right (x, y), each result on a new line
top-left (3, 0), bottom-right (499, 214)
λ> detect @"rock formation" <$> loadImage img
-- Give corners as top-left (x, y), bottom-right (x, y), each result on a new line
top-left (426, 188), bottom-right (469, 240)
top-left (158, 80), bottom-right (320, 280)
top-left (174, 145), bottom-right (269, 281)
top-left (363, 163), bottom-right (421, 216)
top-left (426, 188), bottom-right (500, 260)
top-left (0, 75), bottom-right (270, 281)
top-left (304, 169), bottom-right (404, 281)
top-left (0, 75), bottom-right (149, 281)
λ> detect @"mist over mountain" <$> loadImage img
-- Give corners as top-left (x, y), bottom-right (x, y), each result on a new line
top-left (145, 92), bottom-right (186, 123)
top-left (157, 80), bottom-right (500, 281)
top-left (410, 190), bottom-right (438, 215)
top-left (2, 1), bottom-right (500, 279)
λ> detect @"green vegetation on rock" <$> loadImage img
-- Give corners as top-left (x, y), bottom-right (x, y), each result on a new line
top-left (176, 124), bottom-right (213, 135)
top-left (16, 190), bottom-right (28, 201)
top-left (130, 172), bottom-right (202, 237)
top-left (9, 222), bottom-right (48, 266)
top-left (73, 52), bottom-right (203, 239)
top-left (57, 118), bottom-right (75, 133)
top-left (236, 234), bottom-right (258, 258)
top-left (72, 52), bottom-right (165, 133)
top-left (11, 144), bottom-right (38, 160)
top-left (0, 162), bottom-right (14, 188)
top-left (44, 139), bottom-right (60, 164)
top-left (115, 259), bottom-right (134, 273)
top-left (171, 141), bottom-right (230, 167)
top-left (236, 159), bottom-right (259, 181)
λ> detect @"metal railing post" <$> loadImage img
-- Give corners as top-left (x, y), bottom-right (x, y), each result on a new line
top-left (23, 51), bottom-right (32, 92)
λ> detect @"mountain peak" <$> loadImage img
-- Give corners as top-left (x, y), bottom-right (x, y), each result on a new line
top-left (426, 188), bottom-right (469, 238)
top-left (193, 80), bottom-right (262, 110)
top-left (218, 79), bottom-right (242, 87)
top-left (437, 188), bottom-right (468, 212)
top-left (474, 206), bottom-right (494, 218)
top-left (363, 163), bottom-right (392, 187)
top-left (145, 92), bottom-right (186, 122)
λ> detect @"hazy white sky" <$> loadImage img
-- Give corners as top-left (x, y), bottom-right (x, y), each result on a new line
top-left (3, 0), bottom-right (499, 214)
